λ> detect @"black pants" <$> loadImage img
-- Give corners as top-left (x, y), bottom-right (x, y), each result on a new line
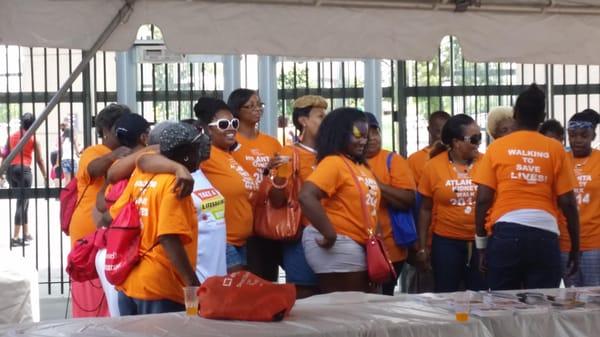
top-left (381, 261), bottom-right (405, 295)
top-left (7, 165), bottom-right (32, 225)
top-left (246, 236), bottom-right (283, 282)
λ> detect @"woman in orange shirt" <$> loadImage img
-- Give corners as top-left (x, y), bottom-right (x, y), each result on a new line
top-left (414, 114), bottom-right (486, 292)
top-left (364, 113), bottom-right (416, 295)
top-left (228, 88), bottom-right (284, 281)
top-left (560, 110), bottom-right (600, 286)
top-left (299, 108), bottom-right (380, 293)
top-left (269, 95), bottom-right (327, 298)
top-left (69, 104), bottom-right (132, 318)
top-left (196, 97), bottom-right (258, 272)
top-left (110, 122), bottom-right (202, 315)
top-left (474, 84), bottom-right (580, 290)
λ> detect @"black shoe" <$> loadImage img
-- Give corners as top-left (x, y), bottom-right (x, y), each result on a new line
top-left (10, 238), bottom-right (29, 247)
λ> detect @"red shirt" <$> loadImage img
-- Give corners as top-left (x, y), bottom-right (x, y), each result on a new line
top-left (8, 130), bottom-right (35, 166)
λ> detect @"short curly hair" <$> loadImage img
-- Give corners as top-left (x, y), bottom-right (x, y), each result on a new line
top-left (487, 106), bottom-right (514, 140)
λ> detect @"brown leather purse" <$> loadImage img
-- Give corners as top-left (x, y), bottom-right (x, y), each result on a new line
top-left (253, 147), bottom-right (302, 241)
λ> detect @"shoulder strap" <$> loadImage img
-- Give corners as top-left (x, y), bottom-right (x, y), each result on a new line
top-left (75, 183), bottom-right (91, 209)
top-left (340, 157), bottom-right (374, 233)
top-left (291, 145), bottom-right (301, 194)
top-left (386, 151), bottom-right (394, 174)
top-left (133, 174), bottom-right (157, 201)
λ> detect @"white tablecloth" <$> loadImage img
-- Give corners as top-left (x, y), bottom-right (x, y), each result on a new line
top-left (0, 257), bottom-right (39, 325)
top-left (1, 291), bottom-right (599, 337)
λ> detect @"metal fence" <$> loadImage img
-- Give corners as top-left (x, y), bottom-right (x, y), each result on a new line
top-left (2, 31), bottom-right (599, 295)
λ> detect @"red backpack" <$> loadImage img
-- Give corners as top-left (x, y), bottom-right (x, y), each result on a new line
top-left (66, 228), bottom-right (106, 282)
top-left (104, 177), bottom-right (156, 286)
top-left (59, 178), bottom-right (89, 235)
top-left (104, 179), bottom-right (129, 210)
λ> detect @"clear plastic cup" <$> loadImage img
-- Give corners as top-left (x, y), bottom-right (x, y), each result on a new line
top-left (183, 286), bottom-right (200, 316)
top-left (454, 292), bottom-right (470, 322)
top-left (276, 156), bottom-right (291, 178)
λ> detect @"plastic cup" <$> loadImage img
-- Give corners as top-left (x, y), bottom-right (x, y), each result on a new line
top-left (183, 286), bottom-right (200, 316)
top-left (276, 156), bottom-right (291, 178)
top-left (454, 292), bottom-right (470, 322)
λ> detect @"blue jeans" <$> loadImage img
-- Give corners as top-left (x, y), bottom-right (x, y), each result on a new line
top-left (431, 234), bottom-right (486, 292)
top-left (282, 238), bottom-right (317, 286)
top-left (561, 250), bottom-right (600, 287)
top-left (225, 244), bottom-right (247, 270)
top-left (118, 292), bottom-right (184, 315)
top-left (486, 222), bottom-right (561, 290)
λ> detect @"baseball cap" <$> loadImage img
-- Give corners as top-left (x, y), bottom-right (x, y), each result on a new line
top-left (148, 120), bottom-right (176, 146)
top-left (364, 112), bottom-right (380, 129)
top-left (160, 122), bottom-right (203, 153)
top-left (114, 113), bottom-right (150, 148)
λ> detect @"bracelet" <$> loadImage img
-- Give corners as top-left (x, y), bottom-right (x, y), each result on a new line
top-left (474, 235), bottom-right (488, 249)
top-left (270, 176), bottom-right (289, 189)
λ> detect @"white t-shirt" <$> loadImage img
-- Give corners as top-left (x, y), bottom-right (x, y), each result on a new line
top-left (191, 170), bottom-right (227, 282)
top-left (61, 137), bottom-right (77, 161)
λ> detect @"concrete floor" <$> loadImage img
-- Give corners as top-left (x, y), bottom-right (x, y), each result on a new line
top-left (39, 294), bottom-right (71, 321)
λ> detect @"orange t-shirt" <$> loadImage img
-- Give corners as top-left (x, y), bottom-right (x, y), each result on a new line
top-left (559, 150), bottom-right (600, 252)
top-left (110, 170), bottom-right (197, 304)
top-left (280, 143), bottom-right (317, 227)
top-left (8, 130), bottom-right (35, 166)
top-left (418, 151), bottom-right (482, 241)
top-left (368, 150), bottom-right (416, 262)
top-left (232, 132), bottom-right (282, 185)
top-left (70, 144), bottom-right (111, 246)
top-left (408, 146), bottom-right (432, 186)
top-left (472, 131), bottom-right (577, 232)
top-left (306, 155), bottom-right (380, 244)
top-left (201, 146), bottom-right (258, 246)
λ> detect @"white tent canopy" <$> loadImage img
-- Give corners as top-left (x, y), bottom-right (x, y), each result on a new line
top-left (2, 0), bottom-right (600, 64)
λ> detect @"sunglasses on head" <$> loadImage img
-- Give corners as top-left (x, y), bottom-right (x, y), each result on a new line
top-left (208, 118), bottom-right (239, 131)
top-left (352, 125), bottom-right (368, 139)
top-left (462, 133), bottom-right (482, 145)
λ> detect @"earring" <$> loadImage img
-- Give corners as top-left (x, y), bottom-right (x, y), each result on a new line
top-left (184, 156), bottom-right (189, 162)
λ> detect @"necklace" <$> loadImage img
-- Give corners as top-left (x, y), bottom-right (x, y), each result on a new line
top-left (574, 156), bottom-right (590, 169)
top-left (448, 151), bottom-right (474, 179)
top-left (447, 151), bottom-right (476, 215)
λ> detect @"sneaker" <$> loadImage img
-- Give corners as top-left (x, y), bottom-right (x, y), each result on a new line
top-left (24, 234), bottom-right (33, 242)
top-left (10, 238), bottom-right (27, 247)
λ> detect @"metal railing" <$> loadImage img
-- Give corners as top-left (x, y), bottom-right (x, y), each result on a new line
top-left (2, 33), bottom-right (599, 294)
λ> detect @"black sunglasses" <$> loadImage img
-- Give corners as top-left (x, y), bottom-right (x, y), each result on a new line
top-left (462, 133), bottom-right (482, 145)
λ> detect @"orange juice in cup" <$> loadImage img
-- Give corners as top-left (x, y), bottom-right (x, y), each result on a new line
top-left (276, 156), bottom-right (291, 178)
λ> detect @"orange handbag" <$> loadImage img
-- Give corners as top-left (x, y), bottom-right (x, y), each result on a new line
top-left (341, 157), bottom-right (396, 284)
top-left (198, 271), bottom-right (296, 321)
top-left (253, 147), bottom-right (302, 240)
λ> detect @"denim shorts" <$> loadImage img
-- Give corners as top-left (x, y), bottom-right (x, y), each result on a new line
top-left (226, 244), bottom-right (247, 270)
top-left (61, 159), bottom-right (78, 174)
top-left (282, 238), bottom-right (317, 286)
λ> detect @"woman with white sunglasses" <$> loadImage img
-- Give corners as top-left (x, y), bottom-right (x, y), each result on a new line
top-left (195, 97), bottom-right (259, 272)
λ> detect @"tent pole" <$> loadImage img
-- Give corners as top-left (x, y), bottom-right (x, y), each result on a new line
top-left (0, 0), bottom-right (136, 177)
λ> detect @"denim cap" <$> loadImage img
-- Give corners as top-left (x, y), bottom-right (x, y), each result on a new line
top-left (159, 122), bottom-right (202, 153)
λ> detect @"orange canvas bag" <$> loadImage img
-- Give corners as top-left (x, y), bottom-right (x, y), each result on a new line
top-left (198, 271), bottom-right (296, 321)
